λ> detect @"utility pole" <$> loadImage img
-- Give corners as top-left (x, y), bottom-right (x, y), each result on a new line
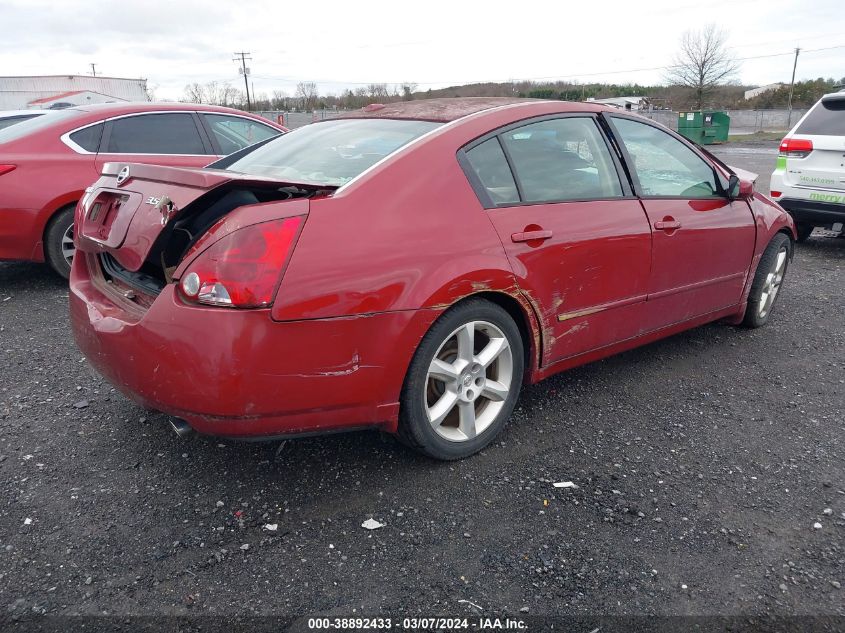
top-left (786, 47), bottom-right (800, 128)
top-left (90, 63), bottom-right (97, 77)
top-left (233, 52), bottom-right (252, 110)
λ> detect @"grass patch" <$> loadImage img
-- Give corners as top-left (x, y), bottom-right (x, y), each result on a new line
top-left (726, 131), bottom-right (785, 143)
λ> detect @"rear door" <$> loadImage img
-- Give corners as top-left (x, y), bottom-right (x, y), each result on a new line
top-left (94, 112), bottom-right (215, 173)
top-left (785, 95), bottom-right (845, 197)
top-left (606, 115), bottom-right (756, 329)
top-left (460, 114), bottom-right (653, 366)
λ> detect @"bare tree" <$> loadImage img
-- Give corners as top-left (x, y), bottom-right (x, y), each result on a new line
top-left (183, 82), bottom-right (205, 103)
top-left (182, 81), bottom-right (242, 107)
top-left (664, 24), bottom-right (739, 109)
top-left (366, 83), bottom-right (390, 100)
top-left (295, 82), bottom-right (319, 111)
top-left (400, 82), bottom-right (418, 101)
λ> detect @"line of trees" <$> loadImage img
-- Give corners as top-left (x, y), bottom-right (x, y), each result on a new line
top-left (182, 80), bottom-right (419, 112)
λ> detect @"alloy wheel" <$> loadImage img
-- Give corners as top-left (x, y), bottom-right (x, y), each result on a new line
top-left (758, 245), bottom-right (787, 318)
top-left (424, 320), bottom-right (514, 442)
top-left (61, 223), bottom-right (75, 268)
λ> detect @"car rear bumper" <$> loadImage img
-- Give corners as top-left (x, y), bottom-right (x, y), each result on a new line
top-left (778, 197), bottom-right (845, 226)
top-left (69, 254), bottom-right (439, 438)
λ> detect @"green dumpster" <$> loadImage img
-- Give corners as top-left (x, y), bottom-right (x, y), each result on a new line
top-left (677, 111), bottom-right (730, 144)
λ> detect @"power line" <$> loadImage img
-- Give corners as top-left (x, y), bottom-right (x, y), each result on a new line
top-left (233, 52), bottom-right (252, 110)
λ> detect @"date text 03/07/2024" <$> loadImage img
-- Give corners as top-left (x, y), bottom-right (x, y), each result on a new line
top-left (306, 616), bottom-right (528, 630)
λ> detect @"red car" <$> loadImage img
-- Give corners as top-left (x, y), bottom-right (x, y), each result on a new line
top-left (69, 98), bottom-right (795, 460)
top-left (0, 102), bottom-right (285, 277)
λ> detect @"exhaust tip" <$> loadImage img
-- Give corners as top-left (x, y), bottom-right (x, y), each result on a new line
top-left (170, 418), bottom-right (194, 437)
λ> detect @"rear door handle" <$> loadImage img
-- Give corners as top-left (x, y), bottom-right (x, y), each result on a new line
top-left (511, 230), bottom-right (553, 243)
top-left (654, 220), bottom-right (682, 230)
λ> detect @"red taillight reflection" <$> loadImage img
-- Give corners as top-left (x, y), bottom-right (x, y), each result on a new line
top-left (779, 138), bottom-right (813, 157)
top-left (178, 216), bottom-right (303, 308)
top-left (0, 165), bottom-right (16, 176)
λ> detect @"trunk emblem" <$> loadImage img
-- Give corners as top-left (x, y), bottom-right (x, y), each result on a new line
top-left (116, 166), bottom-right (130, 186)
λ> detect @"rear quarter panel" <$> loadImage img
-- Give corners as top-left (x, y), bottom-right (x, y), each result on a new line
top-left (272, 102), bottom-right (596, 322)
top-left (0, 134), bottom-right (97, 261)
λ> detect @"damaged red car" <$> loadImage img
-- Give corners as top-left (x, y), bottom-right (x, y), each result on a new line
top-left (70, 98), bottom-right (795, 460)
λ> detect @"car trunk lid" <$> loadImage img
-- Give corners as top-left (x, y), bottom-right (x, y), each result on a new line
top-left (78, 162), bottom-right (332, 273)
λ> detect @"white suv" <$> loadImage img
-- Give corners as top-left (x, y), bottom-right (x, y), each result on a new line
top-left (770, 91), bottom-right (845, 241)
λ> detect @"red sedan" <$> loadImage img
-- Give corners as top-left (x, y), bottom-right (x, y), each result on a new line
top-left (0, 102), bottom-right (285, 277)
top-left (69, 98), bottom-right (795, 460)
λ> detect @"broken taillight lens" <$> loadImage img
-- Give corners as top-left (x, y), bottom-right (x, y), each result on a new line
top-left (178, 216), bottom-right (303, 308)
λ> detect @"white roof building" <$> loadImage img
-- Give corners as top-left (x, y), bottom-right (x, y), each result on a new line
top-left (744, 83), bottom-right (783, 100)
top-left (586, 96), bottom-right (650, 111)
top-left (0, 75), bottom-right (149, 110)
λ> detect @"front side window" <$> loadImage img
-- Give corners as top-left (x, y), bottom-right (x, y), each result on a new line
top-left (224, 118), bottom-right (441, 186)
top-left (498, 117), bottom-right (624, 203)
top-left (202, 114), bottom-right (280, 154)
top-left (464, 138), bottom-right (519, 205)
top-left (612, 118), bottom-right (720, 198)
top-left (106, 113), bottom-right (206, 154)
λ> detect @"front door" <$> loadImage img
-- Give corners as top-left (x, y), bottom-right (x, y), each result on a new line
top-left (607, 116), bottom-right (756, 329)
top-left (461, 115), bottom-right (653, 367)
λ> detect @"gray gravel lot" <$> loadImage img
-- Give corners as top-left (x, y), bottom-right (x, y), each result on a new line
top-left (1, 142), bottom-right (843, 626)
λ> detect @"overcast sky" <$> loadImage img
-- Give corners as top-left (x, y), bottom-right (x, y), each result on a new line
top-left (1, 0), bottom-right (842, 100)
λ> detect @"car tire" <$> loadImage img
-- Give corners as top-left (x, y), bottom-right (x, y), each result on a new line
top-left (398, 299), bottom-right (524, 460)
top-left (44, 205), bottom-right (76, 280)
top-left (795, 223), bottom-right (813, 242)
top-left (742, 233), bottom-right (791, 329)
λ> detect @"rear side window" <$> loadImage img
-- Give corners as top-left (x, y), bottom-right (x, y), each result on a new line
top-left (464, 138), bottom-right (519, 205)
top-left (202, 114), bottom-right (280, 154)
top-left (69, 123), bottom-right (103, 152)
top-left (106, 113), bottom-right (206, 154)
top-left (796, 98), bottom-right (845, 136)
top-left (499, 117), bottom-right (623, 203)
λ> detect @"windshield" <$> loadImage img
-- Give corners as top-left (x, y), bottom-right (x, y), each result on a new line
top-left (223, 118), bottom-right (442, 186)
top-left (0, 109), bottom-right (78, 144)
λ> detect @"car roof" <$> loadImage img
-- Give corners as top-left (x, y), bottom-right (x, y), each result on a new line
top-left (336, 97), bottom-right (609, 122)
top-left (65, 101), bottom-right (258, 116)
top-left (821, 91), bottom-right (845, 102)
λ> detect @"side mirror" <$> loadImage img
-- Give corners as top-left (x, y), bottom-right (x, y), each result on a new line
top-left (728, 174), bottom-right (754, 199)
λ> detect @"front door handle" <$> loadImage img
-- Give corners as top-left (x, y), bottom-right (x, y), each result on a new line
top-left (654, 218), bottom-right (682, 231)
top-left (511, 230), bottom-right (553, 243)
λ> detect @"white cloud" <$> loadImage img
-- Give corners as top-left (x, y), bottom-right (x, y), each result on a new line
top-left (0, 0), bottom-right (842, 100)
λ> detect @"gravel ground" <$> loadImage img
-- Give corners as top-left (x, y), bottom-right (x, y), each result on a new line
top-left (1, 142), bottom-right (843, 627)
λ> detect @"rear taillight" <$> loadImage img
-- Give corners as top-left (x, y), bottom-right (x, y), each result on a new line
top-left (0, 165), bottom-right (16, 176)
top-left (779, 138), bottom-right (813, 158)
top-left (770, 190), bottom-right (782, 198)
top-left (177, 216), bottom-right (303, 308)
